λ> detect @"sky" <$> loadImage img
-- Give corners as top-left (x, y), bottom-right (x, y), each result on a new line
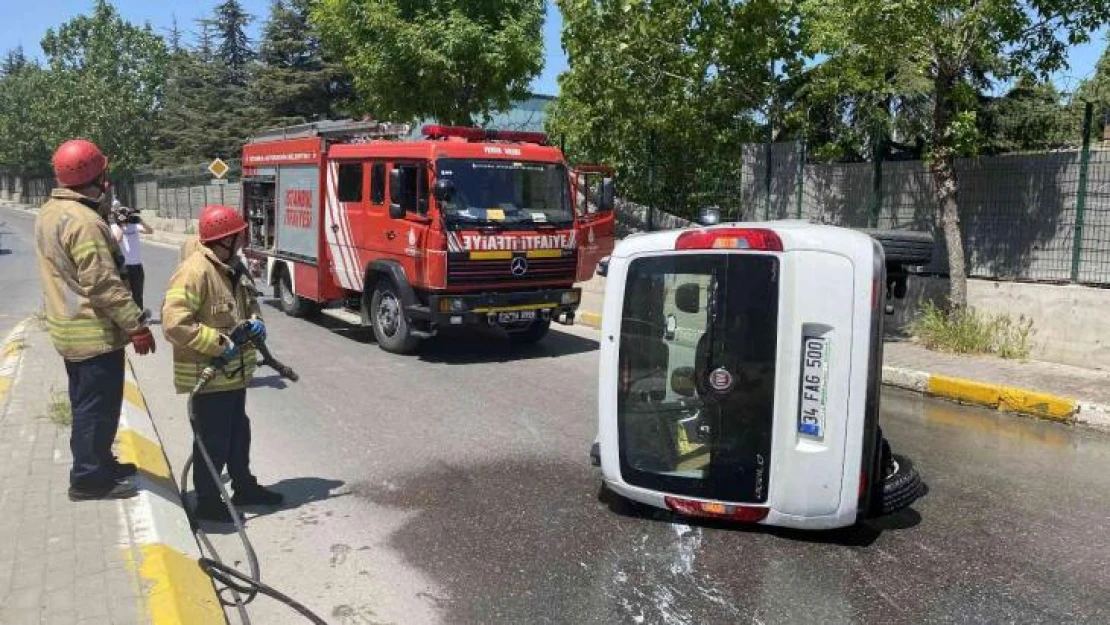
top-left (0, 0), bottom-right (1103, 98)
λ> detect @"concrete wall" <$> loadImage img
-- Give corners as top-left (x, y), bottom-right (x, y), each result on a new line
top-left (966, 279), bottom-right (1110, 371)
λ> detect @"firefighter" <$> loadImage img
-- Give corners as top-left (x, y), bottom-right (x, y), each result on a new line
top-left (162, 204), bottom-right (283, 522)
top-left (34, 138), bottom-right (157, 501)
top-left (178, 234), bottom-right (200, 263)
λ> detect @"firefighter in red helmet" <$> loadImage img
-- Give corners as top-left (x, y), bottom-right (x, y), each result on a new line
top-left (162, 205), bottom-right (283, 522)
top-left (33, 138), bottom-right (157, 501)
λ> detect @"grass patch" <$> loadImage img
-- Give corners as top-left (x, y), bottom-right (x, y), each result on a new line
top-left (911, 301), bottom-right (1035, 359)
top-left (46, 388), bottom-right (72, 427)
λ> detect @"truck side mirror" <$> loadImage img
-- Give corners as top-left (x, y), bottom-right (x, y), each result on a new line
top-left (697, 206), bottom-right (721, 226)
top-left (599, 178), bottom-right (615, 212)
top-left (675, 283), bottom-right (700, 313)
top-left (434, 179), bottom-right (455, 203)
top-left (596, 257), bottom-right (609, 277)
top-left (389, 169), bottom-right (404, 219)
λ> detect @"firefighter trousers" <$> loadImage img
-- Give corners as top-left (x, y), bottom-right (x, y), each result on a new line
top-left (191, 388), bottom-right (256, 503)
top-left (65, 349), bottom-right (125, 489)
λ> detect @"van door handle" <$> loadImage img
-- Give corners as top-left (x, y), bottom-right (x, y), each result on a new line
top-left (331, 224), bottom-right (339, 233)
top-left (386, 231), bottom-right (396, 240)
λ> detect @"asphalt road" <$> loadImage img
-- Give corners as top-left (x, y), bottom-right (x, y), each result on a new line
top-left (2, 204), bottom-right (1109, 625)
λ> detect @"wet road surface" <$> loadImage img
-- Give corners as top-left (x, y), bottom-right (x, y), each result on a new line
top-left (2, 205), bottom-right (1108, 624)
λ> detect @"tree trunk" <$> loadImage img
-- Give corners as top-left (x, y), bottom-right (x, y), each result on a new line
top-left (930, 71), bottom-right (967, 309)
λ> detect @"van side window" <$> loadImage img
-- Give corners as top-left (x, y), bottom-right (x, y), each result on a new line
top-left (370, 163), bottom-right (385, 205)
top-left (395, 164), bottom-right (427, 215)
top-left (337, 163), bottom-right (362, 202)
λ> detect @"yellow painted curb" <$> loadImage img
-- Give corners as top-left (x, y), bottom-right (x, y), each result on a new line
top-left (138, 544), bottom-right (226, 625)
top-left (578, 311), bottom-right (602, 329)
top-left (927, 374), bottom-right (1077, 422)
top-left (123, 379), bottom-right (148, 413)
top-left (115, 430), bottom-right (174, 482)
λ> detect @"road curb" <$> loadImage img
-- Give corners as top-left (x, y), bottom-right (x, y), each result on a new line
top-left (572, 308), bottom-right (1108, 432)
top-left (116, 359), bottom-right (227, 624)
top-left (0, 319), bottom-right (30, 418)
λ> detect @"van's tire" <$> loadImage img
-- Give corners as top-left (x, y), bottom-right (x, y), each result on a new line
top-left (508, 318), bottom-right (551, 344)
top-left (861, 229), bottom-right (935, 266)
top-left (880, 453), bottom-right (926, 516)
top-left (370, 280), bottom-right (420, 354)
top-left (276, 268), bottom-right (319, 318)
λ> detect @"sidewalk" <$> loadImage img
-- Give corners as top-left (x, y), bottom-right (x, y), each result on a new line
top-left (0, 321), bottom-right (224, 624)
top-left (573, 274), bottom-right (1110, 431)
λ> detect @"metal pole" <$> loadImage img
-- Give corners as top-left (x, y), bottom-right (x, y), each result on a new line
top-left (763, 133), bottom-right (773, 221)
top-left (796, 140), bottom-right (805, 220)
top-left (647, 131), bottom-right (656, 232)
top-left (872, 123), bottom-right (884, 228)
top-left (1072, 102), bottom-right (1094, 282)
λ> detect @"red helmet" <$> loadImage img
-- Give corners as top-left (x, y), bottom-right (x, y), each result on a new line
top-left (198, 204), bottom-right (248, 243)
top-left (52, 139), bottom-right (109, 188)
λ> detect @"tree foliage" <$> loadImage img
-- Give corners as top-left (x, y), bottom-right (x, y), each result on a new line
top-left (549, 0), bottom-right (805, 215)
top-left (38, 0), bottom-right (168, 176)
top-left (215, 0), bottom-right (255, 85)
top-left (310, 0), bottom-right (545, 125)
top-left (799, 0), bottom-right (1110, 308)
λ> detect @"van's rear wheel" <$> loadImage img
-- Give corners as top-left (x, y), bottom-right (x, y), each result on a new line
top-left (370, 281), bottom-right (420, 354)
top-left (880, 453), bottom-right (926, 515)
top-left (277, 268), bottom-right (319, 318)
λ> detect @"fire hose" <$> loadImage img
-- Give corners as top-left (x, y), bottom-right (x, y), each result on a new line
top-left (180, 321), bottom-right (328, 624)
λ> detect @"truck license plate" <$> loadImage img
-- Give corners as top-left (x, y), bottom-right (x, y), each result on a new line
top-left (498, 310), bottom-right (536, 324)
top-left (798, 336), bottom-right (828, 438)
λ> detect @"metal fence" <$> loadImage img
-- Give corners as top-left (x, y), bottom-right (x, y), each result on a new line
top-left (131, 159), bottom-right (243, 222)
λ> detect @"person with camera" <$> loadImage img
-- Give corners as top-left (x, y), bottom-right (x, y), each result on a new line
top-left (110, 199), bottom-right (153, 315)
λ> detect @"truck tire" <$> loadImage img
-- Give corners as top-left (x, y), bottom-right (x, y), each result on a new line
top-left (860, 229), bottom-right (935, 266)
top-left (880, 453), bottom-right (926, 516)
top-left (370, 280), bottom-right (420, 354)
top-left (508, 318), bottom-right (551, 344)
top-left (276, 268), bottom-right (319, 318)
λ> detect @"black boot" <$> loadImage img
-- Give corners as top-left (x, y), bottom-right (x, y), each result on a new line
top-left (192, 497), bottom-right (243, 524)
top-left (232, 485), bottom-right (284, 507)
top-left (69, 478), bottom-right (138, 501)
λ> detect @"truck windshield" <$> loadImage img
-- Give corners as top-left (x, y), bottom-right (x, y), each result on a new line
top-left (436, 159), bottom-right (572, 228)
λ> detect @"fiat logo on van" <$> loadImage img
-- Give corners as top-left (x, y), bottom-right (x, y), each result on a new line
top-left (510, 256), bottom-right (529, 277)
top-left (708, 367), bottom-right (733, 393)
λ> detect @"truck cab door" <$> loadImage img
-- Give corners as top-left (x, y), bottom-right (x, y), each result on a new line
top-left (573, 165), bottom-right (617, 282)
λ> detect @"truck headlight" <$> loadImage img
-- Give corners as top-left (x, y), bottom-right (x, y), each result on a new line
top-left (561, 291), bottom-right (580, 305)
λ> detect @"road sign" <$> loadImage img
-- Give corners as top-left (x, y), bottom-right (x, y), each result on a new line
top-left (208, 158), bottom-right (230, 179)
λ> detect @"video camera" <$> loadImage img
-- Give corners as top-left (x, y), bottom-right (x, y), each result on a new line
top-left (113, 204), bottom-right (142, 225)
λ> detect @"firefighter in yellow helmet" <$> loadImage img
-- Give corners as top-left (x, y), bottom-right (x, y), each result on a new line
top-left (34, 139), bottom-right (157, 501)
top-left (162, 204), bottom-right (283, 523)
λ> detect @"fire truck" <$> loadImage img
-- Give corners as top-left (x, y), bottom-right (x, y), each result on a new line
top-left (240, 119), bottom-right (616, 354)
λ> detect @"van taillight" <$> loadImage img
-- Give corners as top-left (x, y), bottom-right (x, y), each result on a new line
top-left (675, 228), bottom-right (783, 252)
top-left (664, 496), bottom-right (769, 523)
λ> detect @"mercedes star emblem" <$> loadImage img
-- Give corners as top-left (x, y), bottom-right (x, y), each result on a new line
top-left (510, 256), bottom-right (529, 276)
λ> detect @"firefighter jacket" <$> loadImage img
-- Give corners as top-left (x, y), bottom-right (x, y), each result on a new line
top-left (162, 244), bottom-right (262, 394)
top-left (34, 188), bottom-right (143, 362)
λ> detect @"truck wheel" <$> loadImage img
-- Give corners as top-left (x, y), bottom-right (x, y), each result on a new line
top-left (370, 281), bottom-right (420, 354)
top-left (860, 229), bottom-right (935, 266)
top-left (277, 269), bottom-right (319, 318)
top-left (508, 318), bottom-right (551, 344)
top-left (880, 453), bottom-right (926, 516)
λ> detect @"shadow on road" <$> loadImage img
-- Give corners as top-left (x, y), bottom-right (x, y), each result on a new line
top-left (264, 298), bottom-right (599, 363)
top-left (199, 476), bottom-right (348, 534)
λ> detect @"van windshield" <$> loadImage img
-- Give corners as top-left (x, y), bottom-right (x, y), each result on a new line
top-left (435, 159), bottom-right (572, 229)
top-left (617, 253), bottom-right (780, 503)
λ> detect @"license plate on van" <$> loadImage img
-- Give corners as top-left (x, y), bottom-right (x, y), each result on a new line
top-left (799, 336), bottom-right (828, 438)
top-left (498, 310), bottom-right (536, 324)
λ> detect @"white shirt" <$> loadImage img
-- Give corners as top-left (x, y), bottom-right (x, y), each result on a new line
top-left (111, 223), bottom-right (143, 266)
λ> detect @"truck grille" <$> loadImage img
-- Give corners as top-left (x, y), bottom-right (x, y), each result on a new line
top-left (447, 254), bottom-right (578, 286)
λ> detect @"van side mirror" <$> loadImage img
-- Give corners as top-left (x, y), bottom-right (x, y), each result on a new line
top-left (599, 178), bottom-right (615, 212)
top-left (389, 169), bottom-right (404, 219)
top-left (434, 179), bottom-right (455, 203)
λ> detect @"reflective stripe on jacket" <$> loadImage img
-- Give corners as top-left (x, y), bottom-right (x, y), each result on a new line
top-left (34, 188), bottom-right (143, 361)
top-left (162, 244), bottom-right (262, 394)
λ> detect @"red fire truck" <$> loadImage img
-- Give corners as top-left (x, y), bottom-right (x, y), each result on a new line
top-left (240, 119), bottom-right (616, 354)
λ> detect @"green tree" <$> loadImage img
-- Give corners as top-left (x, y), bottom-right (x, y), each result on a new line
top-left (801, 0), bottom-right (1110, 309)
top-left (0, 60), bottom-right (57, 174)
top-left (0, 46), bottom-right (27, 77)
top-left (39, 0), bottom-right (169, 176)
top-left (979, 79), bottom-right (1077, 153)
top-left (253, 0), bottom-right (353, 126)
top-left (215, 0), bottom-right (255, 85)
top-left (310, 0), bottom-right (545, 125)
top-left (549, 0), bottom-right (804, 217)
